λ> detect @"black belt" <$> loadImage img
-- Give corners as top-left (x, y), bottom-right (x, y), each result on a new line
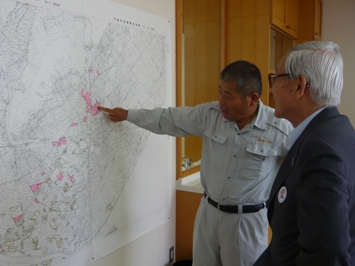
top-left (204, 192), bottom-right (265, 214)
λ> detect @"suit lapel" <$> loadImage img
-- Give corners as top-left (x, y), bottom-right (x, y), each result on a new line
top-left (268, 145), bottom-right (299, 202)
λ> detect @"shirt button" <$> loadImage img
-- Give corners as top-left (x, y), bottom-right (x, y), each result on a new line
top-left (228, 176), bottom-right (231, 179)
top-left (223, 198), bottom-right (226, 201)
top-left (233, 155), bottom-right (236, 158)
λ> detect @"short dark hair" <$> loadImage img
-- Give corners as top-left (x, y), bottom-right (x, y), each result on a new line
top-left (220, 60), bottom-right (262, 97)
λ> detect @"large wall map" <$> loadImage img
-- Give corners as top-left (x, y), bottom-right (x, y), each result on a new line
top-left (0, 0), bottom-right (171, 265)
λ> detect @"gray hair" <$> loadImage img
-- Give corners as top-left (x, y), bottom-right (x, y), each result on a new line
top-left (285, 41), bottom-right (343, 106)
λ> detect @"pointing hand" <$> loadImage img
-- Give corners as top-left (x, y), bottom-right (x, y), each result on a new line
top-left (99, 106), bottom-right (128, 122)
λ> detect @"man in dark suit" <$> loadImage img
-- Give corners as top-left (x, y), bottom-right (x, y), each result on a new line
top-left (254, 41), bottom-right (355, 265)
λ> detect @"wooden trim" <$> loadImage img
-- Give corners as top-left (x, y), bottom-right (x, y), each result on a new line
top-left (176, 0), bottom-right (183, 108)
top-left (175, 0), bottom-right (183, 179)
top-left (221, 0), bottom-right (226, 69)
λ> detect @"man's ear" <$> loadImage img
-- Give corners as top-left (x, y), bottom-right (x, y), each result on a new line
top-left (295, 75), bottom-right (308, 99)
top-left (298, 75), bottom-right (308, 91)
top-left (250, 92), bottom-right (259, 106)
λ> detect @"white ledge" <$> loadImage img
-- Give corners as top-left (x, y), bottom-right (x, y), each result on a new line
top-left (176, 172), bottom-right (204, 194)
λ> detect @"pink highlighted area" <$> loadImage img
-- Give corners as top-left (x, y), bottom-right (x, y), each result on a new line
top-left (13, 214), bottom-right (23, 222)
top-left (57, 172), bottom-right (64, 181)
top-left (81, 88), bottom-right (100, 116)
top-left (52, 136), bottom-right (66, 147)
top-left (30, 182), bottom-right (43, 193)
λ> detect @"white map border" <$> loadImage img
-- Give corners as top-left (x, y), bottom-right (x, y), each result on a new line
top-left (64, 134), bottom-right (174, 266)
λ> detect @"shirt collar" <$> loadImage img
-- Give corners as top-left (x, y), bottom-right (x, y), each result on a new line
top-left (235, 100), bottom-right (265, 132)
top-left (254, 100), bottom-right (268, 130)
top-left (288, 107), bottom-right (326, 148)
top-left (222, 100), bottom-right (273, 131)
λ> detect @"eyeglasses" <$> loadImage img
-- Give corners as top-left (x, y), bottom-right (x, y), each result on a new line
top-left (268, 73), bottom-right (290, 87)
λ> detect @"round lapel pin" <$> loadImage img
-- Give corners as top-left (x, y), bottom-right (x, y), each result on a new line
top-left (278, 186), bottom-right (287, 203)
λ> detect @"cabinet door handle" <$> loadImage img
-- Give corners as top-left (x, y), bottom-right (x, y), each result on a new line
top-left (286, 25), bottom-right (291, 29)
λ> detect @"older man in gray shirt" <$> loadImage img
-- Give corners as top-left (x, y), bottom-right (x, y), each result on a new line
top-left (99, 60), bottom-right (293, 266)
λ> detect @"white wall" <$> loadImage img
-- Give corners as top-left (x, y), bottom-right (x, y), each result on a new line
top-left (323, 0), bottom-right (355, 126)
top-left (89, 1), bottom-right (176, 266)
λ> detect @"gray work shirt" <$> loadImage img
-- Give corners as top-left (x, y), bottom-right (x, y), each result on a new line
top-left (127, 101), bottom-right (293, 205)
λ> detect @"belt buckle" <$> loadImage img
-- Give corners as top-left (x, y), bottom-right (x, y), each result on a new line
top-left (217, 203), bottom-right (225, 210)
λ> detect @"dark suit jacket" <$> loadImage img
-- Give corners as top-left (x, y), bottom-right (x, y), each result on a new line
top-left (254, 107), bottom-right (355, 266)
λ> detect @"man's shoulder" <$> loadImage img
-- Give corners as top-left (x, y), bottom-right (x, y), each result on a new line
top-left (193, 101), bottom-right (220, 113)
top-left (259, 102), bottom-right (293, 134)
top-left (199, 101), bottom-right (219, 109)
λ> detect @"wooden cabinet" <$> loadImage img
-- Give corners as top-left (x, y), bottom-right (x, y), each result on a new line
top-left (297, 0), bottom-right (322, 43)
top-left (176, 190), bottom-right (202, 261)
top-left (271, 0), bottom-right (299, 39)
top-left (269, 28), bottom-right (295, 107)
top-left (313, 0), bottom-right (322, 40)
top-left (225, 0), bottom-right (271, 105)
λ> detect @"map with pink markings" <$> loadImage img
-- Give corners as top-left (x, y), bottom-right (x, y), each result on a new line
top-left (0, 0), bottom-right (170, 265)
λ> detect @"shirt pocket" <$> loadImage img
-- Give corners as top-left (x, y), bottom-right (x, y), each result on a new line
top-left (203, 131), bottom-right (228, 172)
top-left (241, 141), bottom-right (279, 180)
